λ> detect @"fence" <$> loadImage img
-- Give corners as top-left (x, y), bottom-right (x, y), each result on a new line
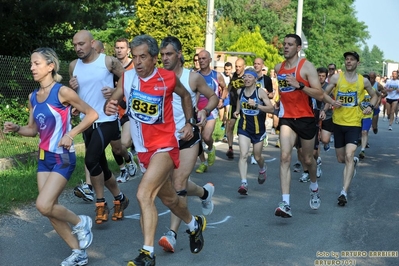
top-left (0, 55), bottom-right (70, 159)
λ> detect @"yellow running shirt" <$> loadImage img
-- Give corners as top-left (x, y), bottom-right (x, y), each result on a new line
top-left (332, 72), bottom-right (366, 127)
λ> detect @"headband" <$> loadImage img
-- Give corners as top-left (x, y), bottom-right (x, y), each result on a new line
top-left (244, 70), bottom-right (257, 79)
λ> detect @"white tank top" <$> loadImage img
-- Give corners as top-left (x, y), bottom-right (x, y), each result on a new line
top-left (173, 68), bottom-right (197, 137)
top-left (73, 53), bottom-right (117, 122)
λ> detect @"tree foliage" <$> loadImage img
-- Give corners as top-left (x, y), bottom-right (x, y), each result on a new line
top-left (215, 0), bottom-right (294, 49)
top-left (0, 0), bottom-right (135, 60)
top-left (125, 0), bottom-right (206, 62)
top-left (299, 0), bottom-right (369, 68)
top-left (228, 26), bottom-right (283, 69)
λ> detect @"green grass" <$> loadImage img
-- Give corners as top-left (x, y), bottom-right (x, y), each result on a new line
top-left (0, 134), bottom-right (84, 158)
top-left (0, 145), bottom-right (119, 214)
top-left (0, 118), bottom-right (234, 215)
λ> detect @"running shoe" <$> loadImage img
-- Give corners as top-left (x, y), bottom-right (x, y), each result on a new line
top-left (201, 183), bottom-right (215, 215)
top-left (274, 201), bottom-right (292, 218)
top-left (158, 231), bottom-right (176, 253)
top-left (207, 145), bottom-right (216, 166)
top-left (309, 189), bottom-right (321, 210)
top-left (222, 136), bottom-right (228, 143)
top-left (337, 194), bottom-right (347, 206)
top-left (389, 125), bottom-right (393, 131)
top-left (373, 128), bottom-right (378, 134)
top-left (293, 163), bottom-right (301, 172)
top-left (116, 169), bottom-right (129, 183)
top-left (353, 157), bottom-right (359, 178)
top-left (226, 148), bottom-right (234, 159)
top-left (250, 155), bottom-right (257, 165)
top-left (195, 163), bottom-right (207, 173)
top-left (366, 143), bottom-right (370, 148)
top-left (73, 181), bottom-right (94, 202)
top-left (258, 169), bottom-right (267, 184)
top-left (299, 172), bottom-right (310, 182)
top-left (238, 183), bottom-right (248, 195)
top-left (316, 157), bottom-right (322, 178)
top-left (112, 196), bottom-right (129, 221)
top-left (126, 151), bottom-right (137, 177)
top-left (186, 215), bottom-right (206, 254)
top-left (95, 202), bottom-right (109, 224)
top-left (71, 215), bottom-right (93, 250)
top-left (263, 135), bottom-right (268, 147)
top-left (275, 138), bottom-right (280, 148)
top-left (359, 150), bottom-right (365, 159)
top-left (323, 143), bottom-right (330, 152)
top-left (60, 249), bottom-right (88, 266)
top-left (127, 249), bottom-right (155, 266)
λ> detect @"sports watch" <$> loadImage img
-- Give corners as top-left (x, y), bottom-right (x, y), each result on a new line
top-left (186, 118), bottom-right (197, 126)
top-left (297, 82), bottom-right (305, 90)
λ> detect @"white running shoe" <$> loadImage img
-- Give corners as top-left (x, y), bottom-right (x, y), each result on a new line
top-left (201, 183), bottom-right (215, 215)
top-left (299, 172), bottom-right (310, 182)
top-left (250, 155), bottom-right (257, 165)
top-left (126, 151), bottom-right (137, 178)
top-left (71, 215), bottom-right (93, 250)
top-left (309, 189), bottom-right (321, 210)
top-left (116, 170), bottom-right (129, 183)
top-left (60, 249), bottom-right (88, 266)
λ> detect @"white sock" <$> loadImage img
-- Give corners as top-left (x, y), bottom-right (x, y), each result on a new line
top-left (282, 194), bottom-right (290, 205)
top-left (241, 179), bottom-right (247, 184)
top-left (310, 181), bottom-right (318, 191)
top-left (143, 245), bottom-right (154, 257)
top-left (185, 216), bottom-right (197, 232)
top-left (341, 189), bottom-right (347, 196)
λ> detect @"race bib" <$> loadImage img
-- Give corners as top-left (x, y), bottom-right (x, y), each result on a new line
top-left (241, 100), bottom-right (260, 116)
top-left (337, 91), bottom-right (358, 107)
top-left (277, 73), bottom-right (296, 93)
top-left (128, 90), bottom-right (164, 124)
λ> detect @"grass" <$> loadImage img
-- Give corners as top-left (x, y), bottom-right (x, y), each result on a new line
top-left (0, 118), bottom-right (234, 215)
top-left (0, 145), bottom-right (119, 214)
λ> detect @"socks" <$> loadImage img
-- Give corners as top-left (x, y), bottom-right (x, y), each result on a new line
top-left (114, 192), bottom-right (124, 201)
top-left (200, 187), bottom-right (209, 200)
top-left (241, 179), bottom-right (248, 184)
top-left (282, 194), bottom-right (290, 205)
top-left (143, 245), bottom-right (154, 257)
top-left (96, 198), bottom-right (106, 203)
top-left (186, 216), bottom-right (197, 232)
top-left (310, 181), bottom-right (318, 191)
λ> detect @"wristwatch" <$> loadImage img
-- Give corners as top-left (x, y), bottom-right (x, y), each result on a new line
top-left (297, 82), bottom-right (305, 90)
top-left (186, 118), bottom-right (197, 126)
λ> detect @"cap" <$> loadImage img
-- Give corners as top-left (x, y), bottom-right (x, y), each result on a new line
top-left (343, 51), bottom-right (360, 61)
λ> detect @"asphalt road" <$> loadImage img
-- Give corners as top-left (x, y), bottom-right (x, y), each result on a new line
top-left (1, 117), bottom-right (398, 266)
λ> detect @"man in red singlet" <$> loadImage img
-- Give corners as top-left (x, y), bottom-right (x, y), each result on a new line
top-left (273, 34), bottom-right (326, 218)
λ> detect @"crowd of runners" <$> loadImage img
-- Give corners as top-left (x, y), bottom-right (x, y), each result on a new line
top-left (3, 32), bottom-right (394, 266)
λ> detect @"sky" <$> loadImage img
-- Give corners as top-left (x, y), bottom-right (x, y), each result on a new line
top-left (354, 0), bottom-right (398, 62)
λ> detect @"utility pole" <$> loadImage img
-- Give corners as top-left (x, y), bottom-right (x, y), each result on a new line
top-left (295, 0), bottom-right (305, 57)
top-left (205, 0), bottom-right (215, 68)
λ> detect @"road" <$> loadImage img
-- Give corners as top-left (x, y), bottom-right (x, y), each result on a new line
top-left (1, 118), bottom-right (398, 266)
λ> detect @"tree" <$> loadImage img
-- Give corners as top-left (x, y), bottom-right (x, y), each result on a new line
top-left (359, 45), bottom-right (385, 75)
top-left (300, 0), bottom-right (369, 68)
top-left (228, 26), bottom-right (283, 69)
top-left (215, 0), bottom-right (294, 50)
top-left (0, 0), bottom-right (135, 60)
top-left (125, 0), bottom-right (206, 62)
